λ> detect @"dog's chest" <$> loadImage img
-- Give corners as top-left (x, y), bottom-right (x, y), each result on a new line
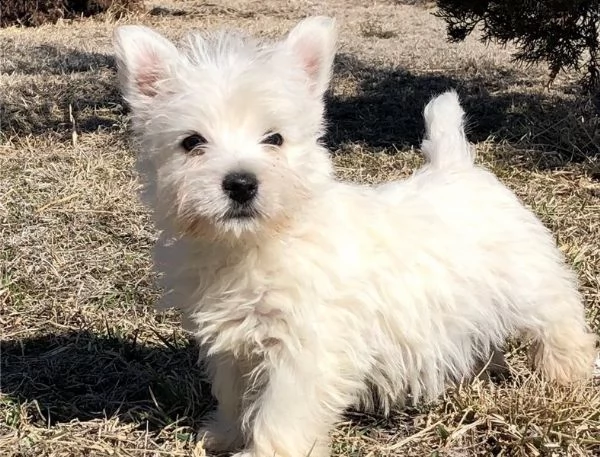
top-left (178, 233), bottom-right (363, 355)
top-left (186, 248), bottom-right (312, 354)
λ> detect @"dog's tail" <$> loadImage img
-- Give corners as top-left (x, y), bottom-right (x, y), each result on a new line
top-left (421, 90), bottom-right (474, 168)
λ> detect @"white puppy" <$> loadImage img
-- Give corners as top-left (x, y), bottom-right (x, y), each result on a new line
top-left (113, 17), bottom-right (597, 457)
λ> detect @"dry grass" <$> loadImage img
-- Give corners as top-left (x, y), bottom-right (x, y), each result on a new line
top-left (0, 0), bottom-right (144, 28)
top-left (1, 1), bottom-right (599, 456)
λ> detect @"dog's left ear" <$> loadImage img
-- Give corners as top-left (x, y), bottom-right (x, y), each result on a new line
top-left (285, 16), bottom-right (337, 97)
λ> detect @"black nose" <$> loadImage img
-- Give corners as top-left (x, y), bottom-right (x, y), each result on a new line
top-left (222, 172), bottom-right (258, 204)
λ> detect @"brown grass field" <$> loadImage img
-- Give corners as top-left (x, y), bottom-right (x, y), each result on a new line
top-left (1, 1), bottom-right (600, 456)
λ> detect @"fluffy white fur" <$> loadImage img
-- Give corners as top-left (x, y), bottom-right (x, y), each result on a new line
top-left (113, 17), bottom-right (597, 457)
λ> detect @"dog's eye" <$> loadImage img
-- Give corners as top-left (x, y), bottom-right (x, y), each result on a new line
top-left (181, 134), bottom-right (207, 153)
top-left (261, 132), bottom-right (284, 147)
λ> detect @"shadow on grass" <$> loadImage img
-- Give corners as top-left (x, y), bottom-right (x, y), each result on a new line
top-left (1, 43), bottom-right (123, 138)
top-left (1, 328), bottom-right (511, 447)
top-left (2, 44), bottom-right (598, 170)
top-left (0, 330), bottom-right (417, 436)
top-left (0, 331), bottom-right (211, 431)
top-left (0, 76), bottom-right (125, 137)
top-left (1, 41), bottom-right (116, 76)
top-left (326, 54), bottom-right (600, 170)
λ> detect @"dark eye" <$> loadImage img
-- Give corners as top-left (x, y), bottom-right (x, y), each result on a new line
top-left (261, 132), bottom-right (284, 147)
top-left (181, 134), bottom-right (207, 153)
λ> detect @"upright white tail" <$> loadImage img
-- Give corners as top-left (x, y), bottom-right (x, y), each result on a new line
top-left (421, 90), bottom-right (474, 168)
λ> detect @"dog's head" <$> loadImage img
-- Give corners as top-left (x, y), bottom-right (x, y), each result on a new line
top-left (113, 17), bottom-right (337, 240)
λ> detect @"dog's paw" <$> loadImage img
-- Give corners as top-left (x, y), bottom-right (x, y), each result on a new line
top-left (195, 425), bottom-right (241, 452)
top-left (231, 452), bottom-right (253, 457)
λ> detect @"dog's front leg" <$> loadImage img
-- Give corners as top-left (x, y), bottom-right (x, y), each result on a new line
top-left (235, 350), bottom-right (357, 457)
top-left (197, 354), bottom-right (245, 451)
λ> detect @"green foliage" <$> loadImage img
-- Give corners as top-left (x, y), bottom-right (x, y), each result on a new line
top-left (435, 0), bottom-right (600, 88)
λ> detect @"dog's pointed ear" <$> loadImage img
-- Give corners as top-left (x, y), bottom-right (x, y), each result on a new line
top-left (285, 16), bottom-right (337, 97)
top-left (112, 26), bottom-right (179, 104)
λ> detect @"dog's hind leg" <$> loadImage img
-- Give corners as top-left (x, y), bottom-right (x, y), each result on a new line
top-left (529, 315), bottom-right (597, 384)
top-left (524, 282), bottom-right (597, 383)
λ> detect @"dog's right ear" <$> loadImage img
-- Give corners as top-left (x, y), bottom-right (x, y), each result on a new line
top-left (112, 26), bottom-right (179, 106)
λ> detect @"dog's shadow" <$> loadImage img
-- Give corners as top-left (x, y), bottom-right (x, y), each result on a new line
top-left (0, 330), bottom-right (408, 440)
top-left (0, 330), bottom-right (211, 431)
top-left (2, 328), bottom-right (516, 453)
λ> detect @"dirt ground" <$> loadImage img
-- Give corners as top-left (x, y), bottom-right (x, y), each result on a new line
top-left (1, 1), bottom-right (599, 456)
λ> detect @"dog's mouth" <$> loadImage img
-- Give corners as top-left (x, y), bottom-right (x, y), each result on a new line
top-left (222, 204), bottom-right (259, 221)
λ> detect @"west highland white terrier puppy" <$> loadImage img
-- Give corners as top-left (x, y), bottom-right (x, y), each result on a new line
top-left (113, 17), bottom-right (597, 457)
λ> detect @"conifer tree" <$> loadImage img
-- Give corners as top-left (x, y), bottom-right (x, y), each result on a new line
top-left (436, 0), bottom-right (600, 89)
